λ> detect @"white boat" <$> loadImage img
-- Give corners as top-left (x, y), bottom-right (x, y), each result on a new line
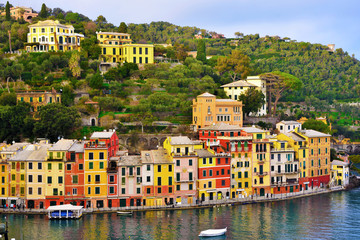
top-left (117, 211), bottom-right (133, 215)
top-left (47, 204), bottom-right (83, 219)
top-left (199, 227), bottom-right (227, 237)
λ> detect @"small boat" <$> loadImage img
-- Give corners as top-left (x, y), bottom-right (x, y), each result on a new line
top-left (117, 211), bottom-right (133, 215)
top-left (199, 227), bottom-right (227, 237)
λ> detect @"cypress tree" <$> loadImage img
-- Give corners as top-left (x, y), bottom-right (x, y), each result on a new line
top-left (39, 3), bottom-right (48, 18)
top-left (196, 39), bottom-right (206, 63)
top-left (5, 1), bottom-right (11, 21)
top-left (119, 22), bottom-right (128, 33)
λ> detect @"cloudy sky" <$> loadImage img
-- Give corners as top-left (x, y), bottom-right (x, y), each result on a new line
top-left (16, 0), bottom-right (360, 58)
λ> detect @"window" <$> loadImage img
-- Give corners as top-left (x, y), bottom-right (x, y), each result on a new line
top-left (99, 162), bottom-right (104, 169)
top-left (177, 185), bottom-right (180, 191)
top-left (122, 168), bottom-right (126, 176)
top-left (67, 164), bottom-right (71, 171)
top-left (21, 174), bottom-right (25, 181)
top-left (38, 163), bottom-right (42, 170)
top-left (169, 165), bottom-right (172, 172)
top-left (28, 175), bottom-right (33, 183)
top-left (260, 177), bottom-right (263, 184)
top-left (37, 175), bottom-right (42, 183)
top-left (11, 174), bottom-right (15, 181)
top-left (89, 162), bottom-right (93, 169)
top-left (129, 167), bottom-right (134, 176)
top-left (89, 152), bottom-right (93, 160)
top-left (88, 175), bottom-right (91, 183)
top-left (169, 176), bottom-right (173, 185)
top-left (203, 158), bottom-right (206, 165)
top-left (176, 160), bottom-right (180, 166)
top-left (137, 167), bottom-right (141, 175)
top-left (95, 187), bottom-right (100, 194)
top-left (133, 47), bottom-right (136, 54)
top-left (208, 182), bottom-right (212, 188)
top-left (221, 169), bottom-right (225, 175)
top-left (158, 165), bottom-right (161, 172)
top-left (95, 175), bottom-right (100, 182)
top-left (209, 170), bottom-right (213, 176)
top-left (157, 187), bottom-right (162, 194)
top-left (88, 187), bottom-right (91, 195)
top-left (73, 188), bottom-right (78, 195)
top-left (189, 172), bottom-right (193, 181)
top-left (147, 176), bottom-right (151, 182)
top-left (59, 163), bottom-right (62, 170)
top-left (147, 188), bottom-right (151, 194)
top-left (109, 175), bottom-right (114, 183)
top-left (21, 163), bottom-right (25, 169)
top-left (189, 184), bottom-right (193, 190)
top-left (147, 165), bottom-right (151, 171)
top-left (158, 177), bottom-right (162, 186)
top-left (58, 176), bottom-right (63, 184)
top-left (109, 186), bottom-right (115, 194)
top-left (72, 175), bottom-right (78, 184)
top-left (79, 164), bottom-right (83, 170)
top-left (203, 170), bottom-right (207, 177)
top-left (99, 152), bottom-right (104, 159)
top-left (29, 163), bottom-right (33, 170)
top-left (47, 177), bottom-right (52, 184)
top-left (145, 48), bottom-right (148, 54)
top-left (176, 173), bottom-right (180, 181)
top-left (209, 158), bottom-right (213, 164)
top-left (222, 180), bottom-right (226, 186)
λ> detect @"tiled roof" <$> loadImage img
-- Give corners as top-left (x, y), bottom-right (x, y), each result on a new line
top-left (221, 80), bottom-right (257, 88)
top-left (119, 155), bottom-right (142, 166)
top-left (170, 136), bottom-right (194, 145)
top-left (68, 142), bottom-right (84, 153)
top-left (200, 123), bottom-right (242, 131)
top-left (49, 139), bottom-right (75, 151)
top-left (284, 132), bottom-right (306, 141)
top-left (240, 127), bottom-right (264, 133)
top-left (90, 131), bottom-right (116, 139)
top-left (198, 92), bottom-right (215, 97)
top-left (300, 129), bottom-right (331, 138)
top-left (196, 149), bottom-right (215, 158)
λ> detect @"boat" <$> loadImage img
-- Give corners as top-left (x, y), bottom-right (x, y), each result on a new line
top-left (117, 211), bottom-right (133, 215)
top-left (47, 204), bottom-right (84, 219)
top-left (199, 227), bottom-right (227, 237)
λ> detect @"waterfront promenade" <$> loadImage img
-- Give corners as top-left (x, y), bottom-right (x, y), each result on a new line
top-left (0, 186), bottom-right (344, 215)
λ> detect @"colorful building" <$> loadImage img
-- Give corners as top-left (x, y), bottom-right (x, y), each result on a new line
top-left (221, 76), bottom-right (267, 116)
top-left (241, 126), bottom-right (271, 197)
top-left (141, 150), bottom-right (155, 206)
top-left (192, 92), bottom-right (243, 131)
top-left (276, 121), bottom-right (302, 134)
top-left (270, 139), bottom-right (299, 195)
top-left (84, 131), bottom-right (119, 208)
top-left (0, 6), bottom-right (38, 22)
top-left (26, 20), bottom-right (84, 52)
top-left (45, 139), bottom-right (75, 208)
top-left (16, 89), bottom-right (61, 113)
top-left (163, 136), bottom-right (199, 205)
top-left (117, 155), bottom-right (143, 207)
top-left (65, 141), bottom-right (85, 207)
top-left (97, 31), bottom-right (154, 64)
top-left (331, 160), bottom-right (350, 187)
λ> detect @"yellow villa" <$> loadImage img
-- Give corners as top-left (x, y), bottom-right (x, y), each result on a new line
top-left (97, 31), bottom-right (154, 64)
top-left (26, 20), bottom-right (84, 52)
top-left (16, 89), bottom-right (61, 113)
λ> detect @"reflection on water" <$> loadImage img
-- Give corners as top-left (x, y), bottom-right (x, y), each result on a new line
top-left (4, 189), bottom-right (360, 239)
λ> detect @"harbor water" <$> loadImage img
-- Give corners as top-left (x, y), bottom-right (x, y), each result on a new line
top-left (4, 188), bottom-right (360, 239)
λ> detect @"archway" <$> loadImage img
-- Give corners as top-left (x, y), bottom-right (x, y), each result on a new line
top-left (260, 188), bottom-right (265, 197)
top-left (28, 200), bottom-right (34, 209)
top-left (91, 118), bottom-right (96, 126)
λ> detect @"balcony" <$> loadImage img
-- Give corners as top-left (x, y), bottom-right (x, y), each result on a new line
top-left (275, 170), bottom-right (299, 175)
top-left (255, 172), bottom-right (268, 176)
top-left (107, 167), bottom-right (118, 173)
top-left (257, 159), bottom-right (265, 164)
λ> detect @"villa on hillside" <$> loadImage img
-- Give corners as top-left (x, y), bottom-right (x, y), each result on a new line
top-left (1, 6), bottom-right (38, 22)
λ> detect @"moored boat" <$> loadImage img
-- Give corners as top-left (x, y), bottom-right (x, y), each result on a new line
top-left (117, 211), bottom-right (133, 215)
top-left (199, 227), bottom-right (227, 237)
top-left (47, 204), bottom-right (83, 219)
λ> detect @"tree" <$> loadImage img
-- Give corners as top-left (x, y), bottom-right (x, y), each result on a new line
top-left (215, 50), bottom-right (251, 82)
top-left (96, 15), bottom-right (107, 28)
top-left (80, 37), bottom-right (101, 59)
top-left (39, 3), bottom-right (49, 18)
top-left (302, 119), bottom-right (330, 134)
top-left (119, 22), bottom-right (128, 33)
top-left (34, 104), bottom-right (81, 142)
top-left (260, 71), bottom-right (303, 116)
top-left (131, 112), bottom-right (156, 133)
top-left (69, 51), bottom-right (81, 78)
top-left (238, 88), bottom-right (265, 116)
top-left (89, 73), bottom-right (104, 89)
top-left (234, 32), bottom-right (244, 38)
top-left (196, 39), bottom-right (206, 63)
top-left (0, 92), bottom-right (16, 106)
top-left (5, 1), bottom-right (11, 21)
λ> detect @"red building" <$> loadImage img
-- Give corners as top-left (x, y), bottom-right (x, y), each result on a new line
top-left (64, 141), bottom-right (85, 207)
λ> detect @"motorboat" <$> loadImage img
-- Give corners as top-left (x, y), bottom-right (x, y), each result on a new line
top-left (199, 227), bottom-right (227, 237)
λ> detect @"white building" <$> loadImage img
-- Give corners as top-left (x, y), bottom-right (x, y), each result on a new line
top-left (331, 160), bottom-right (350, 187)
top-left (276, 121), bottom-right (302, 134)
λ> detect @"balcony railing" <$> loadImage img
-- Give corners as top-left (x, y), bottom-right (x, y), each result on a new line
top-left (107, 167), bottom-right (118, 173)
top-left (255, 172), bottom-right (268, 176)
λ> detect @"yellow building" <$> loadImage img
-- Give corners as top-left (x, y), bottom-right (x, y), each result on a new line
top-left (241, 126), bottom-right (271, 197)
top-left (192, 92), bottom-right (243, 131)
top-left (45, 139), bottom-right (75, 207)
top-left (26, 20), bottom-right (84, 52)
top-left (331, 160), bottom-right (350, 187)
top-left (97, 31), bottom-right (154, 64)
top-left (16, 89), bottom-right (61, 113)
top-left (152, 149), bottom-right (174, 206)
top-left (221, 76), bottom-right (267, 116)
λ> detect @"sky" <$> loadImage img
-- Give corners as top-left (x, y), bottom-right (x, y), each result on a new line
top-left (14, 0), bottom-right (360, 58)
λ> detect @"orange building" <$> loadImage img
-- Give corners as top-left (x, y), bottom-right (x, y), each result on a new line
top-left (1, 6), bottom-right (38, 22)
top-left (192, 92), bottom-right (243, 131)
